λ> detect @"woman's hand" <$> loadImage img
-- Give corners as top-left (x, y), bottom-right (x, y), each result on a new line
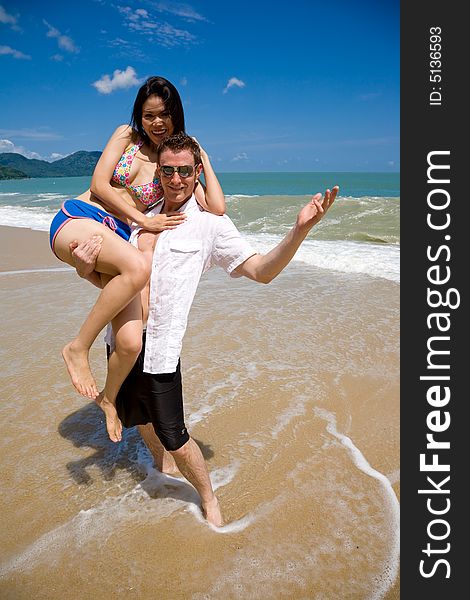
top-left (191, 136), bottom-right (208, 165)
top-left (142, 211), bottom-right (187, 232)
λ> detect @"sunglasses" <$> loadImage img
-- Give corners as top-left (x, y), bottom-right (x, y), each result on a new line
top-left (159, 165), bottom-right (198, 178)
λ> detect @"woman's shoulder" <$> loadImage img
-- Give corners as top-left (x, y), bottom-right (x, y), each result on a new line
top-left (112, 124), bottom-right (134, 140)
top-left (106, 125), bottom-right (144, 156)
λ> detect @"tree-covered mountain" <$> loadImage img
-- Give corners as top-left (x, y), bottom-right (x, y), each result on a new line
top-left (0, 165), bottom-right (29, 180)
top-left (0, 151), bottom-right (102, 178)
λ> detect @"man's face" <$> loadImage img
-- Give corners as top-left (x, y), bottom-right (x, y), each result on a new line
top-left (158, 149), bottom-right (201, 206)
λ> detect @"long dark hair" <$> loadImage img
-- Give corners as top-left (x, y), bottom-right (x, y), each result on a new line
top-left (130, 76), bottom-right (185, 142)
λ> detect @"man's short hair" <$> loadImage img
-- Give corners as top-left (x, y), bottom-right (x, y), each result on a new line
top-left (156, 132), bottom-right (202, 165)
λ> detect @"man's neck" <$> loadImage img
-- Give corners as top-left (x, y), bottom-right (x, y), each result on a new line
top-left (162, 193), bottom-right (193, 213)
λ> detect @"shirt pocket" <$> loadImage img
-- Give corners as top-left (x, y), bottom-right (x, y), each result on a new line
top-left (169, 239), bottom-right (203, 277)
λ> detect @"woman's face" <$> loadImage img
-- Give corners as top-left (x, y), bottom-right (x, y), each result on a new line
top-left (141, 95), bottom-right (175, 146)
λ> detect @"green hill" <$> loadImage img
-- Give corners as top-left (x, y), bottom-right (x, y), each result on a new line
top-left (0, 165), bottom-right (29, 180)
top-left (0, 151), bottom-right (102, 178)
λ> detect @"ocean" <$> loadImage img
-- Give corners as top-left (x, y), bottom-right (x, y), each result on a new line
top-left (0, 172), bottom-right (399, 282)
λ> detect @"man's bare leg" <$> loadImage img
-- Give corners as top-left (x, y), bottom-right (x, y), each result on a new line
top-left (138, 424), bottom-right (179, 475)
top-left (170, 437), bottom-right (223, 527)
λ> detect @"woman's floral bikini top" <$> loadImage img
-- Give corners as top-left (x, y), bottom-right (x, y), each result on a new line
top-left (112, 140), bottom-right (163, 207)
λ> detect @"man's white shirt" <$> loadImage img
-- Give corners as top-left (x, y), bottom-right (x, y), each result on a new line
top-left (128, 194), bottom-right (256, 373)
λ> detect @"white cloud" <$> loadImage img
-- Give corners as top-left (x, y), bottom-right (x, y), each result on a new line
top-left (223, 77), bottom-right (246, 94)
top-left (0, 139), bottom-right (70, 162)
top-left (43, 20), bottom-right (79, 54)
top-left (0, 139), bottom-right (14, 151)
top-left (148, 1), bottom-right (208, 22)
top-left (180, 76), bottom-right (188, 86)
top-left (106, 37), bottom-right (148, 61)
top-left (0, 4), bottom-right (20, 30)
top-left (50, 53), bottom-right (64, 62)
top-left (0, 138), bottom-right (41, 159)
top-left (231, 152), bottom-right (248, 162)
top-left (92, 66), bottom-right (142, 94)
top-left (118, 6), bottom-right (196, 47)
top-left (0, 45), bottom-right (31, 59)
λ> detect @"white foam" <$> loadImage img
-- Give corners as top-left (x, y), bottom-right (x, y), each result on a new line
top-left (187, 504), bottom-right (256, 534)
top-left (31, 193), bottom-right (66, 203)
top-left (314, 407), bottom-right (400, 600)
top-left (247, 234), bottom-right (400, 282)
top-left (0, 205), bottom-right (54, 231)
top-left (387, 469), bottom-right (400, 486)
top-left (0, 460), bottom-right (248, 576)
top-left (271, 395), bottom-right (307, 438)
top-left (187, 373), bottom-right (243, 427)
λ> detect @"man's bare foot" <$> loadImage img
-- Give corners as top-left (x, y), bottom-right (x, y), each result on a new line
top-left (95, 392), bottom-right (123, 442)
top-left (202, 495), bottom-right (224, 527)
top-left (62, 340), bottom-right (98, 399)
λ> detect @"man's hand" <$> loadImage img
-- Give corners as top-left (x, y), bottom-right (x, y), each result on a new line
top-left (69, 235), bottom-right (102, 287)
top-left (235, 185), bottom-right (339, 284)
top-left (296, 186), bottom-right (339, 232)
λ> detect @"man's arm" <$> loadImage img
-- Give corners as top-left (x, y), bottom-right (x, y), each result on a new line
top-left (69, 235), bottom-right (103, 288)
top-left (234, 186), bottom-right (338, 283)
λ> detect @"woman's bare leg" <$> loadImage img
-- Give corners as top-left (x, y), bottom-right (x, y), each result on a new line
top-left (96, 284), bottom-right (143, 442)
top-left (54, 220), bottom-right (150, 399)
top-left (137, 231), bottom-right (157, 325)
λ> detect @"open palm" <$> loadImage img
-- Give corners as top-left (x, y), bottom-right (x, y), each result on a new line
top-left (297, 186), bottom-right (339, 230)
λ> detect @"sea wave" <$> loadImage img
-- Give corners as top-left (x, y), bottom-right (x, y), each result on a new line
top-left (0, 205), bottom-right (399, 282)
top-left (0, 206), bottom-right (56, 231)
top-left (245, 233), bottom-right (400, 282)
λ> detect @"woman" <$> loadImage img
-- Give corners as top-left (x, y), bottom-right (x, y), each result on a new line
top-left (49, 76), bottom-right (225, 442)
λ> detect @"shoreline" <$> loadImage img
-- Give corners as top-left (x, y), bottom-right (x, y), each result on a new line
top-left (0, 224), bottom-right (400, 284)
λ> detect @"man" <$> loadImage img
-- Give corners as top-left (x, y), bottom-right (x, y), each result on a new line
top-left (74, 132), bottom-right (338, 527)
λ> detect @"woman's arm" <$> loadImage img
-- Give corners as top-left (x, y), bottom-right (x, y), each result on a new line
top-left (91, 125), bottom-right (187, 232)
top-left (193, 140), bottom-right (226, 215)
top-left (90, 125), bottom-right (150, 226)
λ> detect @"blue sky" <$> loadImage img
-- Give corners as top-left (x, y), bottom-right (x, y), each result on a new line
top-left (0, 0), bottom-right (399, 172)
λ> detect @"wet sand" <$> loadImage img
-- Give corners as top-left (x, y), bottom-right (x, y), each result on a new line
top-left (0, 226), bottom-right (399, 599)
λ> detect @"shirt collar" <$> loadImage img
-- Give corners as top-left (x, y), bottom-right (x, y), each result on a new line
top-left (162, 193), bottom-right (198, 215)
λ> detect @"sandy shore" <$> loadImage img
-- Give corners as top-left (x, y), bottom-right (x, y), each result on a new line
top-left (0, 226), bottom-right (399, 599)
top-left (0, 225), bottom-right (62, 271)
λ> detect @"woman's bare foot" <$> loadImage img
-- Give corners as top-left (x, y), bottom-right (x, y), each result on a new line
top-left (62, 340), bottom-right (98, 399)
top-left (95, 392), bottom-right (123, 442)
top-left (202, 495), bottom-right (224, 527)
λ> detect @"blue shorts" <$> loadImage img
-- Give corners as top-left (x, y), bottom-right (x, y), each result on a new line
top-left (49, 199), bottom-right (131, 255)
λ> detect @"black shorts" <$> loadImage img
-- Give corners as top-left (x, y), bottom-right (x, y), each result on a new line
top-left (110, 332), bottom-right (190, 452)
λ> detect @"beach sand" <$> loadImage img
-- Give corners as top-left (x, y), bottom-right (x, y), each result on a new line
top-left (0, 225), bottom-right (399, 599)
